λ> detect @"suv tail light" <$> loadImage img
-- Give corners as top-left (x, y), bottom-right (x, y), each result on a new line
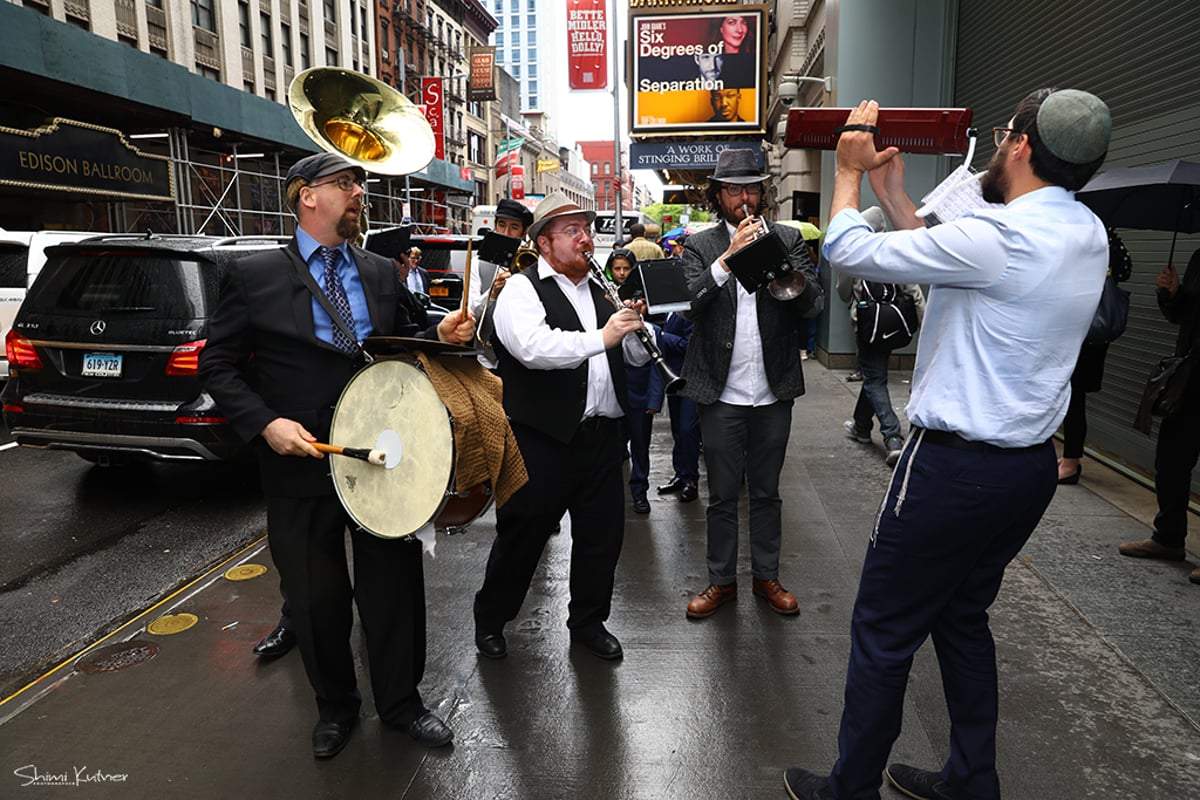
top-left (166, 339), bottom-right (206, 376)
top-left (5, 329), bottom-right (43, 369)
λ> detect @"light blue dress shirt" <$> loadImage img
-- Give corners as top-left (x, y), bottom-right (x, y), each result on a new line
top-left (295, 227), bottom-right (372, 346)
top-left (824, 186), bottom-right (1108, 447)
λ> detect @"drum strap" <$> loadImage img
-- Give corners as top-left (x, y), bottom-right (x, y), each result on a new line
top-left (287, 249), bottom-right (374, 365)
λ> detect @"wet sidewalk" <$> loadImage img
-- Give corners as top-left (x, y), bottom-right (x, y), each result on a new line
top-left (2, 359), bottom-right (1199, 799)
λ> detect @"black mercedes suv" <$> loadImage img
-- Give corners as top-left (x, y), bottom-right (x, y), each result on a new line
top-left (1, 233), bottom-right (288, 465)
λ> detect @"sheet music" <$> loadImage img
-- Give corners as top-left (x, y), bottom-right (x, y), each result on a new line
top-left (915, 167), bottom-right (1003, 224)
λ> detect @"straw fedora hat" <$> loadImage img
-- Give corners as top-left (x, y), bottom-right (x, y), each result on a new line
top-left (528, 191), bottom-right (597, 243)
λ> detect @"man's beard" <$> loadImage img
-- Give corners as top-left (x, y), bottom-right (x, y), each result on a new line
top-left (336, 209), bottom-right (361, 242)
top-left (979, 150), bottom-right (1009, 204)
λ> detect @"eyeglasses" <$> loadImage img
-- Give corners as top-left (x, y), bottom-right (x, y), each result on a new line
top-left (992, 127), bottom-right (1021, 147)
top-left (308, 174), bottom-right (365, 192)
top-left (547, 223), bottom-right (593, 240)
top-left (721, 184), bottom-right (762, 197)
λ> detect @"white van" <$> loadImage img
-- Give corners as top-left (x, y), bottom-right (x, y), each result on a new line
top-left (1, 230), bottom-right (94, 378)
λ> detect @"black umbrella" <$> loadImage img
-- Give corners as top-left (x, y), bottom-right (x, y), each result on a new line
top-left (1076, 159), bottom-right (1200, 262)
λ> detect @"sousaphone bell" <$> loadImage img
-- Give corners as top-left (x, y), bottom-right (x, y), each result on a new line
top-left (288, 67), bottom-right (436, 176)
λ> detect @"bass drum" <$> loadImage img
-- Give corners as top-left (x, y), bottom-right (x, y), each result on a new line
top-left (328, 359), bottom-right (454, 538)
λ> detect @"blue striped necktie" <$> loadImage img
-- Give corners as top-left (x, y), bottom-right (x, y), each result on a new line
top-left (317, 246), bottom-right (357, 353)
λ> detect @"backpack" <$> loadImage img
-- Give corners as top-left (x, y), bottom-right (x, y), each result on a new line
top-left (855, 281), bottom-right (919, 351)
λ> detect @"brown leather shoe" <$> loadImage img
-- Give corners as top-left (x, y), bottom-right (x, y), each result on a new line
top-left (1118, 538), bottom-right (1186, 561)
top-left (1190, 565), bottom-right (1200, 585)
top-left (753, 578), bottom-right (800, 616)
top-left (686, 583), bottom-right (737, 619)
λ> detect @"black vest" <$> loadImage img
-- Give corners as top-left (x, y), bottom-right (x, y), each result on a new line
top-left (495, 270), bottom-right (630, 443)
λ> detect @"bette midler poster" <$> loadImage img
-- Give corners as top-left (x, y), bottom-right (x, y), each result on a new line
top-left (629, 6), bottom-right (766, 136)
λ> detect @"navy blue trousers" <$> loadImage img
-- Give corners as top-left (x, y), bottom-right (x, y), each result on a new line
top-left (666, 393), bottom-right (701, 485)
top-left (828, 432), bottom-right (1057, 800)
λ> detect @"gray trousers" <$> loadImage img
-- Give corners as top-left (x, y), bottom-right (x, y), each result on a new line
top-left (698, 399), bottom-right (793, 584)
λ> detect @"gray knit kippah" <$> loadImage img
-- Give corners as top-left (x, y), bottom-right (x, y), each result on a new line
top-left (1036, 89), bottom-right (1111, 164)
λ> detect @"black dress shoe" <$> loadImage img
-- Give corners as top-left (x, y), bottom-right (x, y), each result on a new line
top-left (679, 483), bottom-right (698, 502)
top-left (253, 624), bottom-right (295, 658)
top-left (656, 477), bottom-right (685, 494)
top-left (633, 498), bottom-right (651, 514)
top-left (408, 712), bottom-right (454, 747)
top-left (782, 767), bottom-right (836, 799)
top-left (475, 631), bottom-right (507, 659)
top-left (312, 720), bottom-right (353, 758)
top-left (571, 626), bottom-right (623, 660)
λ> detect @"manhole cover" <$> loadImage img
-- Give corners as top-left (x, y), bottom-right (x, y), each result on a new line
top-left (146, 612), bottom-right (199, 636)
top-left (76, 641), bottom-right (159, 674)
top-left (224, 563), bottom-right (268, 581)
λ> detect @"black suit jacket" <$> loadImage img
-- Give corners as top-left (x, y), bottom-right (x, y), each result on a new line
top-left (199, 238), bottom-right (433, 497)
top-left (680, 221), bottom-right (823, 405)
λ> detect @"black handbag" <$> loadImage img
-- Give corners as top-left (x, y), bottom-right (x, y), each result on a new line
top-left (1084, 274), bottom-right (1131, 345)
top-left (1133, 352), bottom-right (1194, 434)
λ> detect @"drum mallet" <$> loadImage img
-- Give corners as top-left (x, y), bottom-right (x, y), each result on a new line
top-left (311, 442), bottom-right (388, 466)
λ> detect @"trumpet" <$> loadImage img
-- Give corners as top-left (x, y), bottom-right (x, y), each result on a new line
top-left (740, 204), bottom-right (807, 301)
top-left (584, 251), bottom-right (686, 395)
top-left (510, 242), bottom-right (539, 272)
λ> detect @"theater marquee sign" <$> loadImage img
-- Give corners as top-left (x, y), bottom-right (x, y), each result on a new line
top-left (0, 118), bottom-right (174, 201)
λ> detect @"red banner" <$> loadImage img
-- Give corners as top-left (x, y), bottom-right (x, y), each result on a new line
top-left (567, 0), bottom-right (607, 90)
top-left (422, 78), bottom-right (445, 161)
top-left (510, 165), bottom-right (525, 200)
top-left (460, 165), bottom-right (473, 182)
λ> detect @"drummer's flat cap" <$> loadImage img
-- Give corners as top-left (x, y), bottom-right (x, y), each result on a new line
top-left (496, 198), bottom-right (534, 228)
top-left (286, 152), bottom-right (367, 189)
top-left (1037, 89), bottom-right (1111, 165)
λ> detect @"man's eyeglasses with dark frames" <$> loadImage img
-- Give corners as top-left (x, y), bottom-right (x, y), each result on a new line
top-left (308, 175), bottom-right (366, 192)
top-left (721, 184), bottom-right (762, 197)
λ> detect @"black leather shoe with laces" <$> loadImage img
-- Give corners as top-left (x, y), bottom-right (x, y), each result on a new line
top-left (885, 763), bottom-right (977, 800)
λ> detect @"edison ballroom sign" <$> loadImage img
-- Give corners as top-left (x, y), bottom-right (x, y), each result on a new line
top-left (0, 118), bottom-right (174, 201)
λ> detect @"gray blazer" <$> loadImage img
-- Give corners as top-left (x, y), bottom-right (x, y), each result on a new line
top-left (680, 220), bottom-right (823, 405)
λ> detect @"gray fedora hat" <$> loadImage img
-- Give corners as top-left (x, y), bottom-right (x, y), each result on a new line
top-left (709, 148), bottom-right (770, 185)
top-left (528, 191), bottom-right (597, 243)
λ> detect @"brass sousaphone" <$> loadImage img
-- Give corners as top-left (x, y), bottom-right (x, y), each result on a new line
top-left (288, 66), bottom-right (436, 176)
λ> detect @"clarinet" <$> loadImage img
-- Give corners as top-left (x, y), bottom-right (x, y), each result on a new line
top-left (584, 252), bottom-right (686, 395)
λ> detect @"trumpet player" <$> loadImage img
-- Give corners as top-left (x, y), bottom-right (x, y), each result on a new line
top-left (469, 198), bottom-right (533, 369)
top-left (681, 147), bottom-right (823, 620)
top-left (473, 192), bottom-right (649, 662)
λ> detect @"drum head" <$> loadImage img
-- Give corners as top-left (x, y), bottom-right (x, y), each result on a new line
top-left (329, 360), bottom-right (454, 538)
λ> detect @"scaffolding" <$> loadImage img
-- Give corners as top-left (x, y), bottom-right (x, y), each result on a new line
top-left (102, 128), bottom-right (474, 238)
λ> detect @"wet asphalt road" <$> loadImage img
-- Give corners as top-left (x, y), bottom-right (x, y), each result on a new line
top-left (0, 423), bottom-right (266, 698)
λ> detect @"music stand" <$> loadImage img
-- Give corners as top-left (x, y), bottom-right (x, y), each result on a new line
top-left (619, 258), bottom-right (691, 315)
top-left (477, 230), bottom-right (521, 266)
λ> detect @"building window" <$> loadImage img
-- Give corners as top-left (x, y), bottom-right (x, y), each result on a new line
top-left (323, 0), bottom-right (336, 22)
top-left (238, 2), bottom-right (251, 47)
top-left (528, 93), bottom-right (537, 107)
top-left (260, 12), bottom-right (273, 55)
top-left (528, 79), bottom-right (536, 94)
top-left (281, 23), bottom-right (292, 66)
top-left (198, 63), bottom-right (220, 81)
top-left (527, 47), bottom-right (536, 61)
top-left (605, 161), bottom-right (611, 175)
top-left (244, 80), bottom-right (256, 94)
top-left (300, 32), bottom-right (311, 68)
top-left (326, 46), bottom-right (338, 66)
top-left (591, 163), bottom-right (597, 175)
top-left (192, 0), bottom-right (216, 32)
top-left (380, 19), bottom-right (388, 58)
top-left (527, 30), bottom-right (535, 45)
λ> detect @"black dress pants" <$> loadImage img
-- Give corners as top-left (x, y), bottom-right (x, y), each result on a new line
top-left (474, 418), bottom-right (626, 635)
top-left (267, 492), bottom-right (427, 727)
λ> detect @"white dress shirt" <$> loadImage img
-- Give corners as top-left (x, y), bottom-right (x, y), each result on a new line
top-left (707, 220), bottom-right (779, 406)
top-left (824, 186), bottom-right (1107, 447)
top-left (493, 257), bottom-right (650, 420)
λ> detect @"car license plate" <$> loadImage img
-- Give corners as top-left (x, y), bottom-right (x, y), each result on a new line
top-left (82, 352), bottom-right (123, 378)
top-left (430, 286), bottom-right (449, 297)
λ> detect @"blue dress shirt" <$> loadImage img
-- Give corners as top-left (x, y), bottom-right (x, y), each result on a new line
top-left (295, 227), bottom-right (372, 346)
